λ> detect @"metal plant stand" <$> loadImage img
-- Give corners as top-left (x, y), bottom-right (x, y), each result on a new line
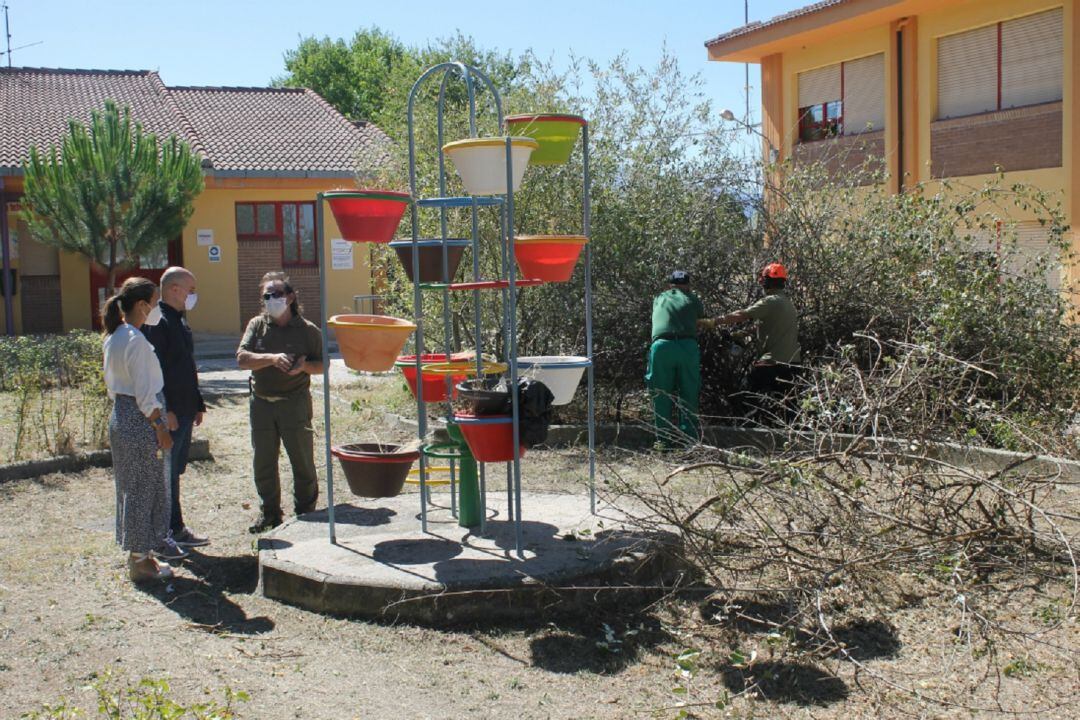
top-left (313, 61), bottom-right (596, 558)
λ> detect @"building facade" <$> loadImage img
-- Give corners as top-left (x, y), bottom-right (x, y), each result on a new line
top-left (706, 0), bottom-right (1078, 294)
top-left (0, 68), bottom-right (390, 335)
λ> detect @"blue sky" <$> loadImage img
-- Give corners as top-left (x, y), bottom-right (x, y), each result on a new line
top-left (8, 0), bottom-right (805, 125)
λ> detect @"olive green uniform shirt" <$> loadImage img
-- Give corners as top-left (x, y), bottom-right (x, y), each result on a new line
top-left (651, 289), bottom-right (706, 341)
top-left (238, 312), bottom-right (323, 397)
top-left (744, 292), bottom-right (801, 364)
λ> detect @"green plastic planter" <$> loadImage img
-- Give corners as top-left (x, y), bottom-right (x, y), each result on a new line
top-left (504, 113), bottom-right (586, 165)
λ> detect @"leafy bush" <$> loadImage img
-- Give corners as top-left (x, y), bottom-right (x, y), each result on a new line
top-left (0, 331), bottom-right (111, 461)
top-left (338, 34), bottom-right (1078, 445)
top-left (760, 161), bottom-right (1080, 446)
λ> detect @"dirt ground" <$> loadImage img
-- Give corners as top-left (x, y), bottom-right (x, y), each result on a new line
top-left (1, 380), bottom-right (1077, 719)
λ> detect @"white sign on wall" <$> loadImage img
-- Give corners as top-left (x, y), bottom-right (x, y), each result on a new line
top-left (196, 229), bottom-right (214, 246)
top-left (331, 239), bottom-right (353, 270)
top-left (208, 244), bottom-right (221, 263)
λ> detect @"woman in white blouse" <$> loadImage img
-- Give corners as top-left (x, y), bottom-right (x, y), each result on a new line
top-left (102, 277), bottom-right (175, 582)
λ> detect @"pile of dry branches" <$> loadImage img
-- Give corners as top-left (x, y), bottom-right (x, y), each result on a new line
top-left (609, 337), bottom-right (1078, 712)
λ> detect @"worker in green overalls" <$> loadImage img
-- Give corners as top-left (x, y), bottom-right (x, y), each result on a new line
top-left (236, 272), bottom-right (324, 533)
top-left (646, 270), bottom-right (715, 447)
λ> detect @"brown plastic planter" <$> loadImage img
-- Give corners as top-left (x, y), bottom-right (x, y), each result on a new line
top-left (389, 239), bottom-right (469, 283)
top-left (331, 443), bottom-right (419, 498)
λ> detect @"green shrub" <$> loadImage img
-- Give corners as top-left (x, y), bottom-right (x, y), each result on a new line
top-left (0, 330), bottom-right (111, 461)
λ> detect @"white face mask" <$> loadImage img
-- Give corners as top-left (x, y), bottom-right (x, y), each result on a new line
top-left (144, 303), bottom-right (163, 326)
top-left (184, 292), bottom-right (198, 311)
top-left (266, 296), bottom-right (289, 319)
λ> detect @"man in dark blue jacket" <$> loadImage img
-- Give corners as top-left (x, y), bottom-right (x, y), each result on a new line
top-left (143, 266), bottom-right (209, 554)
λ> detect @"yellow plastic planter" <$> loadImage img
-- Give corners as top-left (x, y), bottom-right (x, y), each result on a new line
top-left (328, 314), bottom-right (417, 372)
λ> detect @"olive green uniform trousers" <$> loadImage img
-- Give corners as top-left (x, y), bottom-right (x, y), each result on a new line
top-left (250, 391), bottom-right (318, 519)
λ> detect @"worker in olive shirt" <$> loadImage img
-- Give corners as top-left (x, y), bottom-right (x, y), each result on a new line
top-left (646, 270), bottom-right (715, 446)
top-left (237, 272), bottom-right (324, 533)
top-left (714, 262), bottom-right (802, 399)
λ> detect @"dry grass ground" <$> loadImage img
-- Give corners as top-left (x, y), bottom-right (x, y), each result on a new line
top-left (0, 380), bottom-right (1076, 718)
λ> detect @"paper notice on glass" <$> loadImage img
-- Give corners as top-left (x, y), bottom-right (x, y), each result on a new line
top-left (196, 229), bottom-right (214, 246)
top-left (331, 239), bottom-right (353, 270)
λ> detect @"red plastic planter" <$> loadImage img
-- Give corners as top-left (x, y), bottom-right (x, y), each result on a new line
top-left (325, 190), bottom-right (410, 243)
top-left (514, 235), bottom-right (588, 282)
top-left (395, 353), bottom-right (472, 402)
top-left (453, 414), bottom-right (526, 463)
top-left (331, 442), bottom-right (420, 498)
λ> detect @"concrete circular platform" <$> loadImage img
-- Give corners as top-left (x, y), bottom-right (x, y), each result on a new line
top-left (258, 492), bottom-right (673, 623)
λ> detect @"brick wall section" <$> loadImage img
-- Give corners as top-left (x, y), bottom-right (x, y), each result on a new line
top-left (20, 275), bottom-right (63, 334)
top-left (236, 239), bottom-right (323, 332)
top-left (931, 102), bottom-right (1062, 178)
top-left (792, 130), bottom-right (886, 184)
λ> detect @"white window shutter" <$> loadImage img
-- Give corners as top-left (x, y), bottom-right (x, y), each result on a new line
top-left (1006, 222), bottom-right (1061, 291)
top-left (937, 24), bottom-right (997, 119)
top-left (843, 53), bottom-right (886, 133)
top-left (798, 63), bottom-right (841, 108)
top-left (1001, 8), bottom-right (1062, 109)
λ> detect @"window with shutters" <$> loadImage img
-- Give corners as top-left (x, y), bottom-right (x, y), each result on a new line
top-left (966, 221), bottom-right (1062, 291)
top-left (937, 8), bottom-right (1062, 120)
top-left (797, 54), bottom-right (885, 143)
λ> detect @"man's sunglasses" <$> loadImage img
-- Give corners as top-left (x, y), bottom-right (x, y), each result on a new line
top-left (262, 290), bottom-right (288, 300)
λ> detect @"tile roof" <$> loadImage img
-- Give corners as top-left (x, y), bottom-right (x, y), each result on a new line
top-left (169, 86), bottom-right (389, 176)
top-left (0, 68), bottom-right (205, 170)
top-left (0, 67), bottom-right (389, 177)
top-left (705, 0), bottom-right (848, 47)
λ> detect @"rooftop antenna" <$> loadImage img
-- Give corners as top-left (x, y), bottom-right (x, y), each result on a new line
top-left (2, 2), bottom-right (43, 68)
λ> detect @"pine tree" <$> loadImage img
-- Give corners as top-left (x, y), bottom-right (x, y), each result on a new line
top-left (20, 100), bottom-right (204, 292)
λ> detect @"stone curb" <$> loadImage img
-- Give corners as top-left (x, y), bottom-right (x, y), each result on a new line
top-left (0, 438), bottom-right (212, 484)
top-left (385, 413), bottom-right (1080, 481)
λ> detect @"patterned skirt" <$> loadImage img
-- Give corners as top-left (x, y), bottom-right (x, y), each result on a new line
top-left (110, 394), bottom-right (171, 553)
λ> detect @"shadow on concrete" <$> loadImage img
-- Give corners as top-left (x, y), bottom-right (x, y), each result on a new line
top-left (373, 538), bottom-right (462, 565)
top-left (719, 661), bottom-right (849, 706)
top-left (298, 505), bottom-right (396, 527)
top-left (257, 538), bottom-right (293, 551)
top-left (483, 519), bottom-right (561, 551)
top-left (139, 553), bottom-right (273, 635)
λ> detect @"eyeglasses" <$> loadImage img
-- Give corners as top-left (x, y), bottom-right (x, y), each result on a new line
top-left (262, 290), bottom-right (287, 300)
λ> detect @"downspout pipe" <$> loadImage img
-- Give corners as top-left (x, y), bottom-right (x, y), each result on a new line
top-left (0, 181), bottom-right (14, 336)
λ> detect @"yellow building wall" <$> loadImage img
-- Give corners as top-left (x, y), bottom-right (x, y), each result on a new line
top-left (50, 183), bottom-right (373, 334)
top-left (58, 251), bottom-right (91, 331)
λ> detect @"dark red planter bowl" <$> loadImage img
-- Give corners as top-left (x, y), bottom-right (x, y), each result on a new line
top-left (325, 190), bottom-right (410, 244)
top-left (331, 442), bottom-right (419, 498)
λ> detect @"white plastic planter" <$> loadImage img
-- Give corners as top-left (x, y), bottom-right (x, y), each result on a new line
top-left (442, 137), bottom-right (539, 196)
top-left (516, 356), bottom-right (590, 406)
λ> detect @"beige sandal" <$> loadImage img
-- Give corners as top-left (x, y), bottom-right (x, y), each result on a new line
top-left (128, 554), bottom-right (173, 582)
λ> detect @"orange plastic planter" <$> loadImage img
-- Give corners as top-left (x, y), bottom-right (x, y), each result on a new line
top-left (395, 352), bottom-right (472, 402)
top-left (513, 235), bottom-right (588, 282)
top-left (328, 314), bottom-right (416, 372)
top-left (324, 190), bottom-right (410, 243)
